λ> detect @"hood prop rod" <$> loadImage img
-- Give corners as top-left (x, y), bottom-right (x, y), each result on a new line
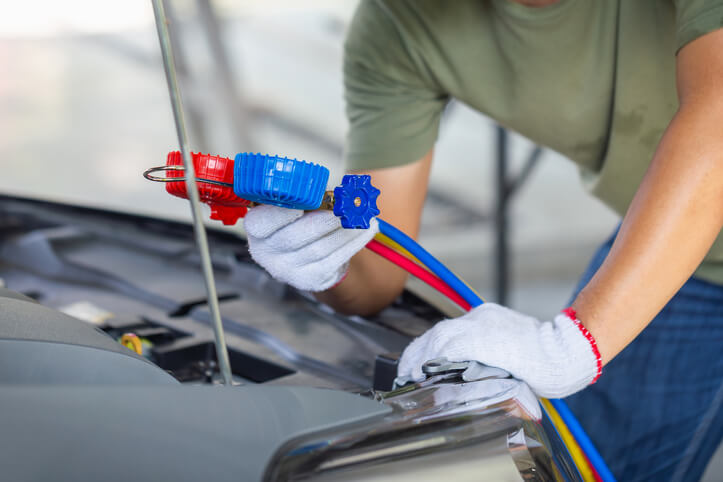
top-left (150, 0), bottom-right (233, 385)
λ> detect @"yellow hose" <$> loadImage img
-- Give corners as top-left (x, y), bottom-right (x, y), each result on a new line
top-left (374, 232), bottom-right (593, 478)
top-left (373, 233), bottom-right (484, 302)
top-left (540, 398), bottom-right (597, 481)
top-left (374, 233), bottom-right (427, 268)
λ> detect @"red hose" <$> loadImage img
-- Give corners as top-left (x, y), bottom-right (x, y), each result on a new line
top-left (366, 240), bottom-right (472, 311)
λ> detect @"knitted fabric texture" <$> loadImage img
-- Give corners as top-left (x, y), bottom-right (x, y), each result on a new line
top-left (398, 303), bottom-right (599, 398)
top-left (245, 204), bottom-right (379, 292)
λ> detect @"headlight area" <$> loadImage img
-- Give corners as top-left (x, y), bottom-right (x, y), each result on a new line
top-left (264, 372), bottom-right (581, 481)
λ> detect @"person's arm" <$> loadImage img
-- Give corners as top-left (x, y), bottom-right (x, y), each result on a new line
top-left (243, 0), bottom-right (442, 318)
top-left (306, 1), bottom-right (445, 315)
top-left (398, 28), bottom-right (723, 398)
top-left (242, 149), bottom-right (434, 317)
top-left (572, 27), bottom-right (723, 365)
top-left (315, 149), bottom-right (434, 316)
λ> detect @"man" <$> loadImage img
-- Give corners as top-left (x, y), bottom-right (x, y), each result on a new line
top-left (244, 1), bottom-right (723, 479)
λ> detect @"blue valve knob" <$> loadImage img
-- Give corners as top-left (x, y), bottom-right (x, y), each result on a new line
top-left (333, 175), bottom-right (380, 229)
top-left (233, 153), bottom-right (329, 210)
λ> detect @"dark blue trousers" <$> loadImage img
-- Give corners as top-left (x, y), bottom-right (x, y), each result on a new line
top-left (564, 232), bottom-right (723, 481)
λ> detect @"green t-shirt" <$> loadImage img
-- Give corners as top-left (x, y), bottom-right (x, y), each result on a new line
top-left (343, 0), bottom-right (723, 284)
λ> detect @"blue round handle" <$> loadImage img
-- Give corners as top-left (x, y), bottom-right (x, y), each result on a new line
top-left (233, 153), bottom-right (329, 210)
top-left (333, 175), bottom-right (380, 229)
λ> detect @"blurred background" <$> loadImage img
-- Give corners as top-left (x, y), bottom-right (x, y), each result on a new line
top-left (1, 0), bottom-right (721, 477)
top-left (0, 0), bottom-right (621, 319)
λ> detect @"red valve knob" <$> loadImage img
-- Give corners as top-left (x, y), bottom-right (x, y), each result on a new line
top-left (165, 151), bottom-right (251, 225)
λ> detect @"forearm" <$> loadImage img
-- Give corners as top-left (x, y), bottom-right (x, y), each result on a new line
top-left (314, 248), bottom-right (408, 316)
top-left (396, 118), bottom-right (723, 396)
top-left (573, 104), bottom-right (723, 365)
top-left (315, 150), bottom-right (435, 316)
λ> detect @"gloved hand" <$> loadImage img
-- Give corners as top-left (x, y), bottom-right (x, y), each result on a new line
top-left (397, 303), bottom-right (602, 399)
top-left (431, 374), bottom-right (542, 421)
top-left (243, 204), bottom-right (379, 292)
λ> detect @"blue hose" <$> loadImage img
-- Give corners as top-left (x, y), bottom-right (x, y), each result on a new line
top-left (377, 217), bottom-right (616, 482)
top-left (549, 398), bottom-right (617, 482)
top-left (377, 219), bottom-right (484, 308)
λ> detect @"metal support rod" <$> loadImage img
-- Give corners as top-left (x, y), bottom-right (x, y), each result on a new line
top-left (162, 0), bottom-right (210, 151)
top-left (493, 126), bottom-right (543, 305)
top-left (507, 146), bottom-right (542, 196)
top-left (494, 125), bottom-right (509, 305)
top-left (151, 0), bottom-right (233, 385)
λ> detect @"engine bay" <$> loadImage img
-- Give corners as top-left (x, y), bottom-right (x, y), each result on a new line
top-left (0, 194), bottom-right (443, 390)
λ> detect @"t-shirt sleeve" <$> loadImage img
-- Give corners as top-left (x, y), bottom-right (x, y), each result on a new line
top-left (343, 0), bottom-right (449, 171)
top-left (674, 0), bottom-right (723, 51)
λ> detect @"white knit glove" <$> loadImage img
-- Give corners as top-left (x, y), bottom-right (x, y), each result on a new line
top-left (243, 204), bottom-right (379, 292)
top-left (431, 376), bottom-right (542, 421)
top-left (398, 303), bottom-right (602, 399)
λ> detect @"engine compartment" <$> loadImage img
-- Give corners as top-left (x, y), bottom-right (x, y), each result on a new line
top-left (0, 195), bottom-right (442, 390)
top-left (0, 195), bottom-right (583, 482)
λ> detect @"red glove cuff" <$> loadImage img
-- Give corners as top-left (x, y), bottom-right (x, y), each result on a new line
top-left (562, 307), bottom-right (602, 383)
top-left (329, 267), bottom-right (350, 290)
